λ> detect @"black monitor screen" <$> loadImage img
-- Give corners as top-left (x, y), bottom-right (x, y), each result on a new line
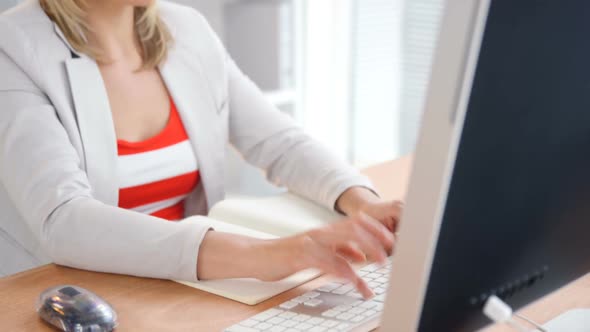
top-left (419, 1), bottom-right (590, 331)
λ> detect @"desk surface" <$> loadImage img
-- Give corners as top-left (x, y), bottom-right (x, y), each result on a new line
top-left (1, 155), bottom-right (588, 331)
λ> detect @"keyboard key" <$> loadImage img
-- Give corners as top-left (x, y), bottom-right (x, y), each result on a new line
top-left (285, 329), bottom-right (299, 332)
top-left (359, 301), bottom-right (379, 309)
top-left (374, 294), bottom-right (387, 302)
top-left (293, 314), bottom-right (311, 322)
top-left (336, 312), bottom-right (355, 321)
top-left (321, 320), bottom-right (339, 328)
top-left (280, 301), bottom-right (299, 310)
top-left (335, 323), bottom-right (351, 330)
top-left (317, 282), bottom-right (342, 292)
top-left (367, 281), bottom-right (381, 288)
top-left (254, 322), bottom-right (273, 330)
top-left (252, 308), bottom-right (284, 321)
top-left (377, 268), bottom-right (390, 274)
top-left (226, 325), bottom-right (259, 332)
top-left (333, 304), bottom-right (352, 312)
top-left (303, 299), bottom-right (323, 307)
top-left (279, 312), bottom-right (298, 319)
top-left (280, 320), bottom-right (299, 328)
top-left (292, 296), bottom-right (309, 304)
top-left (351, 300), bottom-right (364, 306)
top-left (367, 273), bottom-right (382, 279)
top-left (269, 326), bottom-right (287, 332)
top-left (374, 303), bottom-right (385, 311)
top-left (363, 309), bottom-right (378, 317)
top-left (321, 309), bottom-right (339, 318)
top-left (309, 327), bottom-right (327, 332)
top-left (375, 277), bottom-right (389, 284)
top-left (332, 284), bottom-right (354, 295)
top-left (294, 322), bottom-right (313, 330)
top-left (307, 317), bottom-right (325, 325)
top-left (357, 270), bottom-right (369, 277)
top-left (239, 319), bottom-right (258, 327)
top-left (361, 264), bottom-right (380, 272)
top-left (347, 291), bottom-right (363, 299)
top-left (349, 307), bottom-right (366, 315)
top-left (375, 287), bottom-right (387, 295)
top-left (303, 291), bottom-right (321, 299)
top-left (268, 317), bottom-right (286, 325)
top-left (350, 315), bottom-right (365, 323)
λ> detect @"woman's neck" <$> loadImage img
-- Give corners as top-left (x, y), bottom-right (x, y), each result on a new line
top-left (85, 1), bottom-right (141, 66)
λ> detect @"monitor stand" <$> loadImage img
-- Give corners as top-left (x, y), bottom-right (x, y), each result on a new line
top-left (532, 309), bottom-right (590, 332)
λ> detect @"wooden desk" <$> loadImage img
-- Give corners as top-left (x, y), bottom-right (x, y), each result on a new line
top-left (1, 155), bottom-right (588, 331)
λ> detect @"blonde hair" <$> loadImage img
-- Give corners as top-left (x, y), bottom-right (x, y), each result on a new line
top-left (40, 0), bottom-right (172, 69)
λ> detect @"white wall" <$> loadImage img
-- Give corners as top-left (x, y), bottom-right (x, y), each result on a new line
top-left (169, 0), bottom-right (225, 40)
top-left (0, 0), bottom-right (18, 11)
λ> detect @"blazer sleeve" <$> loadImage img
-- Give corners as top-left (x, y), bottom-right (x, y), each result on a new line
top-left (226, 57), bottom-right (376, 211)
top-left (0, 49), bottom-right (209, 282)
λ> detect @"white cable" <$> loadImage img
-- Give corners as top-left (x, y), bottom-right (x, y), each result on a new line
top-left (507, 319), bottom-right (529, 332)
top-left (514, 313), bottom-right (549, 332)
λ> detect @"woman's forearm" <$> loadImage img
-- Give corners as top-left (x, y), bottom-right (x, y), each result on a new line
top-left (196, 215), bottom-right (394, 300)
top-left (196, 231), bottom-right (303, 281)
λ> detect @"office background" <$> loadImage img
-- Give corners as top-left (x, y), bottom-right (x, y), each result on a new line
top-left (0, 0), bottom-right (443, 195)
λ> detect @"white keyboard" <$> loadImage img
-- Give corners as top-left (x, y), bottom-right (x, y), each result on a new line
top-left (225, 259), bottom-right (391, 332)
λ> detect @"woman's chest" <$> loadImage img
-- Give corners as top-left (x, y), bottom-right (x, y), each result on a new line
top-left (99, 65), bottom-right (171, 142)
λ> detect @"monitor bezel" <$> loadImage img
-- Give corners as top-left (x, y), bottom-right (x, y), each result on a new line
top-left (380, 0), bottom-right (492, 330)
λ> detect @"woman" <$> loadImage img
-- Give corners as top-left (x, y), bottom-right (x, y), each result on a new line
top-left (0, 0), bottom-right (402, 298)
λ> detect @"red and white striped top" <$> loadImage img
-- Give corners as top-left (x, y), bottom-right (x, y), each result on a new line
top-left (117, 98), bottom-right (200, 221)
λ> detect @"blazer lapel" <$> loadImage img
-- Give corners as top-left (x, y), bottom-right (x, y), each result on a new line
top-left (56, 22), bottom-right (223, 209)
top-left (53, 21), bottom-right (118, 206)
top-left (65, 57), bottom-right (119, 206)
top-left (160, 47), bottom-right (225, 209)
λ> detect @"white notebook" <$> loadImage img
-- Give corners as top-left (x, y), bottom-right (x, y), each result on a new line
top-left (175, 193), bottom-right (342, 305)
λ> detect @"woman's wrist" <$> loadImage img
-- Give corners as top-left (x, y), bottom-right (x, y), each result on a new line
top-left (251, 235), bottom-right (308, 281)
top-left (197, 231), bottom-right (269, 280)
top-left (335, 186), bottom-right (381, 217)
top-left (197, 231), bottom-right (308, 281)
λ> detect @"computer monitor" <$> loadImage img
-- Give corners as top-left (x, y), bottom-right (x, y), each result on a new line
top-left (382, 0), bottom-right (590, 331)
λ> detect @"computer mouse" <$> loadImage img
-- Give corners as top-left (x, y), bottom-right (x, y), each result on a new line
top-left (37, 285), bottom-right (118, 332)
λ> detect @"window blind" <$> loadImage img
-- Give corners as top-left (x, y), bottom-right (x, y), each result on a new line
top-left (350, 0), bottom-right (445, 164)
top-left (350, 0), bottom-right (403, 166)
top-left (399, 0), bottom-right (445, 154)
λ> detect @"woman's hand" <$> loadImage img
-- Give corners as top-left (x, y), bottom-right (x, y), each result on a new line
top-left (197, 195), bottom-right (397, 299)
top-left (356, 200), bottom-right (404, 233)
top-left (336, 186), bottom-right (404, 232)
top-left (252, 214), bottom-right (394, 299)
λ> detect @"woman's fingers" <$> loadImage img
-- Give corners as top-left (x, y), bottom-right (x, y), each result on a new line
top-left (301, 214), bottom-right (398, 299)
top-left (356, 213), bottom-right (395, 256)
top-left (335, 241), bottom-right (367, 264)
top-left (360, 199), bottom-right (404, 232)
top-left (353, 274), bottom-right (374, 299)
top-left (329, 256), bottom-right (373, 299)
top-left (388, 200), bottom-right (404, 232)
top-left (305, 237), bottom-right (374, 299)
top-left (347, 221), bottom-right (388, 264)
top-left (312, 216), bottom-right (391, 263)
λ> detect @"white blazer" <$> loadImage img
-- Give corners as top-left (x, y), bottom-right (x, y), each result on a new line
top-left (0, 0), bottom-right (373, 280)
